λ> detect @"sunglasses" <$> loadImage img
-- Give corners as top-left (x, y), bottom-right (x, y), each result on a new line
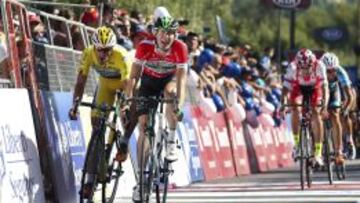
top-left (97, 47), bottom-right (112, 54)
top-left (327, 69), bottom-right (336, 74)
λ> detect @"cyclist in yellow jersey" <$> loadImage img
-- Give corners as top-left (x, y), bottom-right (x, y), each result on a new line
top-left (68, 26), bottom-right (131, 198)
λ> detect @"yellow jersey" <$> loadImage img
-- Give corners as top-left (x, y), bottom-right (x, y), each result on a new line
top-left (78, 44), bottom-right (131, 81)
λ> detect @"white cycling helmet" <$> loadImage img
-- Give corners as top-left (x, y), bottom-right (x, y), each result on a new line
top-left (321, 52), bottom-right (339, 70)
top-left (91, 26), bottom-right (117, 49)
top-left (295, 48), bottom-right (316, 69)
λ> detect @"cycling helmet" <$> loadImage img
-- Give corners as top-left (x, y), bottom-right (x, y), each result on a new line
top-left (321, 52), bottom-right (339, 70)
top-left (295, 48), bottom-right (316, 69)
top-left (91, 26), bottom-right (117, 49)
top-left (154, 16), bottom-right (179, 32)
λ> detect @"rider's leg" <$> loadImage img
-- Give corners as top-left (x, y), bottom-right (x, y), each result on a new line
top-left (343, 114), bottom-right (356, 159)
top-left (289, 89), bottom-right (301, 149)
top-left (164, 81), bottom-right (179, 161)
top-left (81, 83), bottom-right (115, 197)
top-left (329, 109), bottom-right (342, 154)
top-left (312, 106), bottom-right (324, 165)
top-left (330, 109), bottom-right (345, 164)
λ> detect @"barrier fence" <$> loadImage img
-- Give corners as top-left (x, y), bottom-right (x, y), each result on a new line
top-left (0, 88), bottom-right (295, 202)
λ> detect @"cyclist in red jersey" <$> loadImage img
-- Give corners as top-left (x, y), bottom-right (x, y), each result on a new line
top-left (281, 49), bottom-right (329, 166)
top-left (120, 7), bottom-right (188, 201)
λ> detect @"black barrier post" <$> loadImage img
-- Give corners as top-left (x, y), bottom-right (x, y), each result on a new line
top-left (289, 9), bottom-right (296, 51)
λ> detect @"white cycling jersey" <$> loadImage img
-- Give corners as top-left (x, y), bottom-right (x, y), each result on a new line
top-left (283, 60), bottom-right (328, 90)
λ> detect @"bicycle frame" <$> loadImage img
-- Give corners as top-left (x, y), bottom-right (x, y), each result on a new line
top-left (128, 95), bottom-right (177, 203)
top-left (79, 92), bottom-right (124, 203)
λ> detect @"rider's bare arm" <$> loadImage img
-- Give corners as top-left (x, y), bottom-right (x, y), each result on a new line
top-left (72, 71), bottom-right (88, 104)
top-left (125, 62), bottom-right (143, 99)
top-left (175, 65), bottom-right (187, 108)
top-left (343, 86), bottom-right (354, 111)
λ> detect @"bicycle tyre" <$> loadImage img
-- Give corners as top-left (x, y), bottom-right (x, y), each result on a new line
top-left (155, 159), bottom-right (170, 203)
top-left (300, 125), bottom-right (306, 190)
top-left (336, 162), bottom-right (346, 180)
top-left (324, 127), bottom-right (334, 185)
top-left (305, 128), bottom-right (313, 189)
top-left (162, 160), bottom-right (170, 203)
top-left (101, 153), bottom-right (123, 203)
top-left (139, 134), bottom-right (156, 203)
top-left (80, 129), bottom-right (104, 203)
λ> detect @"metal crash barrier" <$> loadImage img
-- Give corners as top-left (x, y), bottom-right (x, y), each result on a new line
top-left (30, 8), bottom-right (98, 95)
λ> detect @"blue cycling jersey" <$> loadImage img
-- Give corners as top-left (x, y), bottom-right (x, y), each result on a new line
top-left (331, 66), bottom-right (352, 88)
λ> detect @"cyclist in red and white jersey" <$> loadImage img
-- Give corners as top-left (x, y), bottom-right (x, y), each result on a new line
top-left (281, 48), bottom-right (329, 166)
top-left (122, 7), bottom-right (188, 202)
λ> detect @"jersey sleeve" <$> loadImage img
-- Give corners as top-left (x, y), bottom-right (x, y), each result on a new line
top-left (174, 40), bottom-right (189, 69)
top-left (119, 48), bottom-right (132, 80)
top-left (283, 63), bottom-right (296, 90)
top-left (134, 42), bottom-right (149, 64)
top-left (316, 62), bottom-right (328, 85)
top-left (337, 66), bottom-right (352, 87)
top-left (78, 47), bottom-right (92, 76)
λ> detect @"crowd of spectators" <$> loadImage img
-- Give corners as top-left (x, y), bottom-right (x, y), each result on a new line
top-left (25, 2), bottom-right (285, 128)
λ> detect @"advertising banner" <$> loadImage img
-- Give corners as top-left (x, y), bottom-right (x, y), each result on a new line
top-left (41, 91), bottom-right (86, 203)
top-left (181, 105), bottom-right (205, 182)
top-left (0, 89), bottom-right (45, 203)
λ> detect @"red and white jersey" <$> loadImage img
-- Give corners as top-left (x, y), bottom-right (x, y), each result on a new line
top-left (134, 39), bottom-right (188, 78)
top-left (283, 60), bottom-right (328, 90)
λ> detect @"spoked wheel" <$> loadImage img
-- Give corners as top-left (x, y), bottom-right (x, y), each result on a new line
top-left (80, 131), bottom-right (103, 203)
top-left (101, 152), bottom-right (123, 203)
top-left (155, 159), bottom-right (171, 203)
top-left (324, 129), bottom-right (334, 185)
top-left (299, 126), bottom-right (306, 190)
top-left (139, 136), bottom-right (155, 203)
top-left (335, 162), bottom-right (346, 180)
top-left (306, 158), bottom-right (313, 188)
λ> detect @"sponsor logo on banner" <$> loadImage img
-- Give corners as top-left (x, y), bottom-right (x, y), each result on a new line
top-left (0, 89), bottom-right (45, 203)
top-left (313, 27), bottom-right (348, 44)
top-left (182, 106), bottom-right (205, 182)
top-left (42, 91), bottom-right (87, 203)
top-left (261, 0), bottom-right (312, 10)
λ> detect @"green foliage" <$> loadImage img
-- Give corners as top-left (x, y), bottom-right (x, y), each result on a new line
top-left (56, 0), bottom-right (359, 65)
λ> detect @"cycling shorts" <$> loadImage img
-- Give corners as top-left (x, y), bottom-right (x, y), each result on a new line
top-left (91, 77), bottom-right (126, 118)
top-left (137, 73), bottom-right (175, 116)
top-left (289, 84), bottom-right (322, 107)
top-left (328, 82), bottom-right (341, 109)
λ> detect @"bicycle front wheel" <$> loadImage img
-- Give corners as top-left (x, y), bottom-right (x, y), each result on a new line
top-left (155, 159), bottom-right (171, 203)
top-left (324, 127), bottom-right (334, 185)
top-left (139, 135), bottom-right (156, 203)
top-left (101, 145), bottom-right (123, 203)
top-left (299, 125), bottom-right (306, 190)
top-left (80, 131), bottom-right (104, 203)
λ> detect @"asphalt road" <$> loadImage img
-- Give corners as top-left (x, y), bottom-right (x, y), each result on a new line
top-left (114, 159), bottom-right (360, 203)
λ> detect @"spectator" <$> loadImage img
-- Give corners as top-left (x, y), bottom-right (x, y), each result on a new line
top-left (186, 32), bottom-right (201, 70)
top-left (72, 31), bottom-right (85, 51)
top-left (259, 46), bottom-right (274, 72)
top-left (81, 7), bottom-right (99, 27)
top-left (103, 3), bottom-right (114, 25)
top-left (113, 17), bottom-right (133, 50)
top-left (28, 12), bottom-right (48, 44)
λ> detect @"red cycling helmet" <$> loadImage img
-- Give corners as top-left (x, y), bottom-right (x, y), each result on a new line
top-left (295, 48), bottom-right (316, 69)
